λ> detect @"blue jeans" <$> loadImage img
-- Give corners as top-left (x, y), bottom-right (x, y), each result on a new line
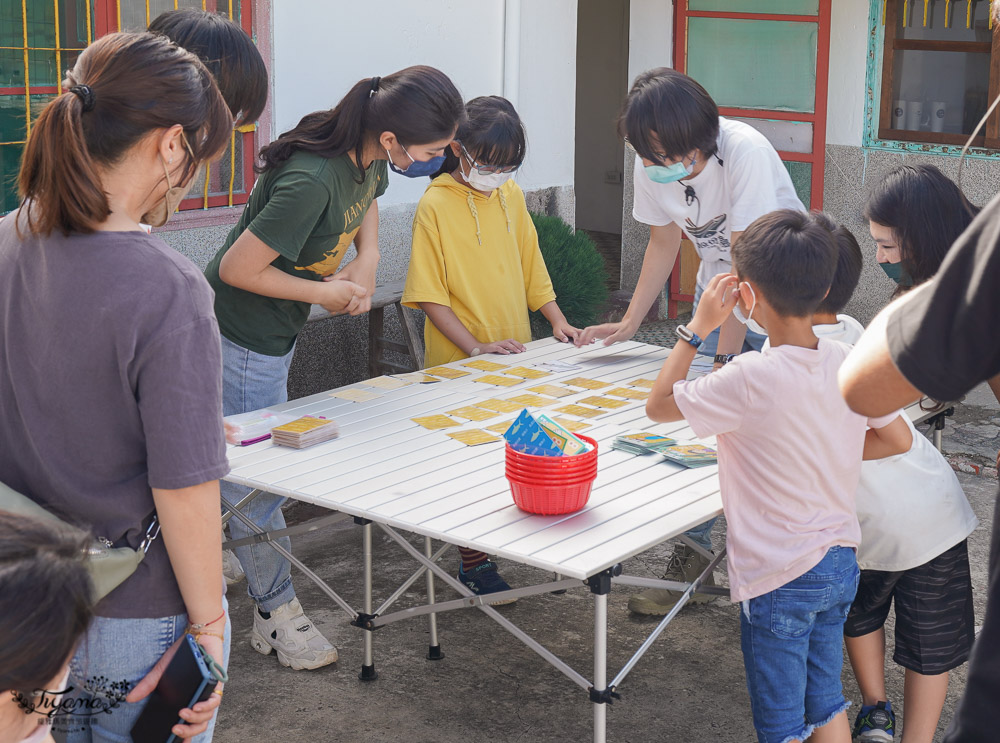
top-left (681, 282), bottom-right (767, 552)
top-left (740, 546), bottom-right (859, 743)
top-left (60, 600), bottom-right (231, 743)
top-left (220, 335), bottom-right (297, 613)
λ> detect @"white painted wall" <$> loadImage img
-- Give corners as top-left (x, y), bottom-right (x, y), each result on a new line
top-left (271, 0), bottom-right (577, 207)
top-left (627, 0), bottom-right (674, 82)
top-left (826, 0), bottom-right (870, 147)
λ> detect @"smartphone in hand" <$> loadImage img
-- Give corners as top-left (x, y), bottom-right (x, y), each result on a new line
top-left (130, 634), bottom-right (219, 743)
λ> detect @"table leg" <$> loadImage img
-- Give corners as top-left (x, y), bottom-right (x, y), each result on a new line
top-left (360, 520), bottom-right (378, 681)
top-left (593, 591), bottom-right (608, 743)
top-left (424, 537), bottom-right (444, 660)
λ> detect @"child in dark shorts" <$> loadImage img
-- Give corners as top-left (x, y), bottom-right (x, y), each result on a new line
top-left (843, 165), bottom-right (980, 743)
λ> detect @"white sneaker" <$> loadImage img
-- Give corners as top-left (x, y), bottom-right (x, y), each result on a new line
top-left (222, 549), bottom-right (245, 585)
top-left (250, 598), bottom-right (338, 670)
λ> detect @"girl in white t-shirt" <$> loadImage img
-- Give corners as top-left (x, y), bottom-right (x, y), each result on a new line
top-left (816, 180), bottom-right (979, 743)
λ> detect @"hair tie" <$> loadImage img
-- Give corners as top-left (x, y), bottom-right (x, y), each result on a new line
top-left (369, 76), bottom-right (381, 99)
top-left (69, 85), bottom-right (96, 113)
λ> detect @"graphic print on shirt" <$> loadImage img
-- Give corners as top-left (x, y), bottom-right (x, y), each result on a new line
top-left (684, 213), bottom-right (730, 258)
top-left (294, 172), bottom-right (381, 276)
top-left (293, 226), bottom-right (359, 276)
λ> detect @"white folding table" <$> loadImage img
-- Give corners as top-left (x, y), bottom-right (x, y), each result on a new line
top-left (222, 339), bottom-right (724, 743)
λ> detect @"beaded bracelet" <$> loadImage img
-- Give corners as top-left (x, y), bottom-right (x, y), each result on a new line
top-left (189, 610), bottom-right (226, 630)
top-left (188, 628), bottom-right (225, 643)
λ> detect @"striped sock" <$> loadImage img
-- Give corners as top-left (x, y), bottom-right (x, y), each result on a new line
top-left (459, 547), bottom-right (490, 572)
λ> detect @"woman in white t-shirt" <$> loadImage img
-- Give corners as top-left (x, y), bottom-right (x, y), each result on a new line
top-left (577, 67), bottom-right (804, 616)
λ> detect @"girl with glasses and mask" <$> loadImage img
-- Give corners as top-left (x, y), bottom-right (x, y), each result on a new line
top-left (0, 32), bottom-right (233, 741)
top-left (203, 67), bottom-right (464, 670)
top-left (402, 95), bottom-right (579, 600)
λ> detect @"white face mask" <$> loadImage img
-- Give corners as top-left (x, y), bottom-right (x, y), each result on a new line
top-left (732, 282), bottom-right (767, 336)
top-left (466, 168), bottom-right (515, 192)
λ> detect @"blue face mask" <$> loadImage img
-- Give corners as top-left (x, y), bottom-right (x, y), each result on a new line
top-left (879, 261), bottom-right (913, 286)
top-left (386, 143), bottom-right (445, 178)
top-left (644, 154), bottom-right (696, 185)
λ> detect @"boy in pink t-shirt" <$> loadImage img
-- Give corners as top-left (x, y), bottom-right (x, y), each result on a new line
top-left (646, 210), bottom-right (909, 743)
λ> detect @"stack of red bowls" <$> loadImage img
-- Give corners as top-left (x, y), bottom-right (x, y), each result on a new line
top-left (505, 435), bottom-right (599, 515)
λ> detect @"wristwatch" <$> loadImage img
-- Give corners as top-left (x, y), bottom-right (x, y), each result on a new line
top-left (714, 353), bottom-right (736, 366)
top-left (675, 324), bottom-right (703, 349)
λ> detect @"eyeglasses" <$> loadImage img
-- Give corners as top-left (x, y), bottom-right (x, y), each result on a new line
top-left (623, 136), bottom-right (671, 165)
top-left (459, 142), bottom-right (519, 176)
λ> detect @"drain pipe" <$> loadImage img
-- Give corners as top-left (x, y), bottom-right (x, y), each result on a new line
top-left (503, 0), bottom-right (521, 108)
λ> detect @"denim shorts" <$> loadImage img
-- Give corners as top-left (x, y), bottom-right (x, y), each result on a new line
top-left (740, 546), bottom-right (860, 743)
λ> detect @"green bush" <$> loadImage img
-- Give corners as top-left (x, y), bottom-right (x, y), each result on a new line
top-left (528, 212), bottom-right (609, 340)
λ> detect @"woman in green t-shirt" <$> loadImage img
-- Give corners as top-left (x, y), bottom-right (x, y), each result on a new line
top-left (205, 66), bottom-right (464, 671)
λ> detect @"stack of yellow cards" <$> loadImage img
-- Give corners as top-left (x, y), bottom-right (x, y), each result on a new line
top-left (271, 415), bottom-right (339, 449)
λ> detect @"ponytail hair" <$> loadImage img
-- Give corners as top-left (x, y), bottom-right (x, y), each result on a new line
top-left (257, 65), bottom-right (464, 181)
top-left (18, 32), bottom-right (233, 236)
top-left (433, 95), bottom-right (526, 178)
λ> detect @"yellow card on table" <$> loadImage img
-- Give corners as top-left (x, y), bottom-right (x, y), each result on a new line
top-left (393, 372), bottom-right (440, 384)
top-left (462, 359), bottom-right (509, 372)
top-left (578, 395), bottom-right (630, 409)
top-left (272, 416), bottom-right (334, 433)
top-left (527, 383), bottom-right (575, 398)
top-left (362, 376), bottom-right (411, 390)
top-left (551, 417), bottom-right (592, 432)
top-left (607, 386), bottom-right (650, 400)
top-left (553, 404), bottom-right (605, 419)
top-left (472, 374), bottom-right (522, 387)
top-left (411, 415), bottom-right (461, 430)
top-left (423, 365), bottom-right (472, 380)
top-left (329, 388), bottom-right (382, 402)
top-left (486, 419), bottom-right (515, 435)
top-left (476, 398), bottom-right (523, 414)
top-left (506, 393), bottom-right (555, 408)
top-left (446, 405), bottom-right (499, 422)
top-left (629, 378), bottom-right (657, 388)
top-left (503, 366), bottom-right (550, 380)
top-left (562, 377), bottom-right (611, 390)
top-left (447, 429), bottom-right (502, 446)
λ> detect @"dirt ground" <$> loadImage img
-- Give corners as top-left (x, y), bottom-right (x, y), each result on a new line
top-left (213, 411), bottom-right (998, 742)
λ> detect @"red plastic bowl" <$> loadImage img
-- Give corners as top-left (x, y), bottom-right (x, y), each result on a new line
top-left (508, 478), bottom-right (595, 515)
top-left (504, 435), bottom-right (598, 515)
top-left (505, 467), bottom-right (596, 485)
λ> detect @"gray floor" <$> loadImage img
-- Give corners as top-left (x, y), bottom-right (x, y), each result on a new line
top-left (213, 330), bottom-right (999, 743)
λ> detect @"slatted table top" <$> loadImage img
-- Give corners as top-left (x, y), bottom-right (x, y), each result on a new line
top-left (225, 339), bottom-right (722, 580)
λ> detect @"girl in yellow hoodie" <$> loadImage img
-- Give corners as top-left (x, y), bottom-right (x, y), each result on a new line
top-left (402, 96), bottom-right (579, 599)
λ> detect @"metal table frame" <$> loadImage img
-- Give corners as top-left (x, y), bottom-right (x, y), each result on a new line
top-left (222, 490), bottom-right (725, 743)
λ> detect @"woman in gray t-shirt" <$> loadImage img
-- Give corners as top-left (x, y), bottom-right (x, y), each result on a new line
top-left (0, 32), bottom-right (232, 742)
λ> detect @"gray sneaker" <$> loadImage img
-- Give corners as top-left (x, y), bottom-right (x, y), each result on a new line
top-left (222, 549), bottom-right (245, 585)
top-left (627, 544), bottom-right (717, 616)
top-left (251, 598), bottom-right (339, 670)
